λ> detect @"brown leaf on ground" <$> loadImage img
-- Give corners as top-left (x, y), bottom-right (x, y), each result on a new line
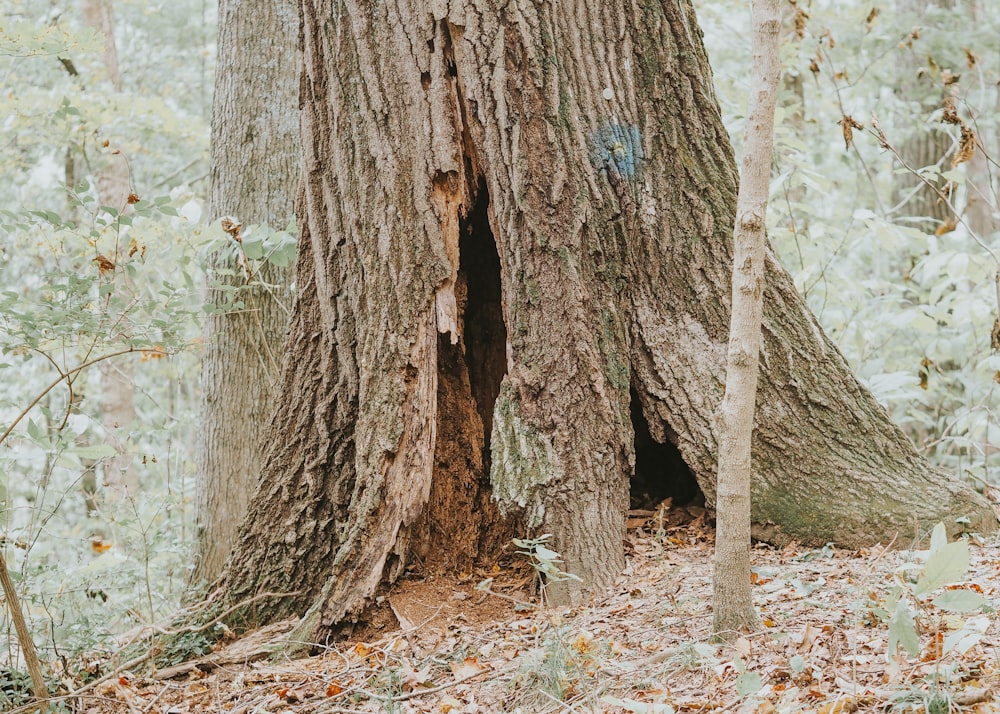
top-left (67, 504), bottom-right (1000, 714)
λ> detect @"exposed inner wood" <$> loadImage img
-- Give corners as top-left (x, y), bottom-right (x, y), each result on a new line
top-left (409, 22), bottom-right (512, 576)
top-left (413, 180), bottom-right (513, 574)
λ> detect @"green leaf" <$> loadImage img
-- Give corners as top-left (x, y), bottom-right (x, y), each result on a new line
top-left (534, 545), bottom-right (560, 562)
top-left (789, 655), bottom-right (807, 673)
top-left (915, 540), bottom-right (968, 596)
top-left (267, 240), bottom-right (297, 268)
top-left (942, 628), bottom-right (983, 656)
top-left (26, 418), bottom-right (44, 442)
top-left (929, 522), bottom-right (947, 554)
top-left (932, 589), bottom-right (984, 613)
top-left (735, 671), bottom-right (762, 697)
top-left (72, 444), bottom-right (118, 460)
top-left (888, 600), bottom-right (920, 657)
top-left (242, 236), bottom-right (265, 260)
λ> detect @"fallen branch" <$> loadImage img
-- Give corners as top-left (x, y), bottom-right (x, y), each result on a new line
top-left (474, 578), bottom-right (538, 610)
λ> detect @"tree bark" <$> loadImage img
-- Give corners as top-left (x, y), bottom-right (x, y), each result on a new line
top-left (193, 0), bottom-right (300, 584)
top-left (892, 0), bottom-right (955, 227)
top-left (964, 0), bottom-right (999, 238)
top-left (217, 0), bottom-right (996, 643)
top-left (99, 359), bottom-right (138, 496)
top-left (713, 0), bottom-right (780, 638)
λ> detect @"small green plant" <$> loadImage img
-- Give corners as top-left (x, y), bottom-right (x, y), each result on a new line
top-left (880, 522), bottom-right (986, 662)
top-left (890, 684), bottom-right (955, 714)
top-left (512, 534), bottom-right (582, 589)
top-left (512, 628), bottom-right (598, 705)
top-left (0, 667), bottom-right (34, 708)
top-left (153, 629), bottom-right (215, 668)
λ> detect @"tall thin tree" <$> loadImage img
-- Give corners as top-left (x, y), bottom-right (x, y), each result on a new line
top-left (712, 0), bottom-right (781, 637)
top-left (82, 0), bottom-right (138, 499)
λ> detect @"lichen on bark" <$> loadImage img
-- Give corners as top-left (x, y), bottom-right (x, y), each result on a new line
top-left (489, 381), bottom-right (561, 528)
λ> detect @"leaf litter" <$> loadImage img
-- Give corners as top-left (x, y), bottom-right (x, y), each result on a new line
top-left (44, 507), bottom-right (1000, 713)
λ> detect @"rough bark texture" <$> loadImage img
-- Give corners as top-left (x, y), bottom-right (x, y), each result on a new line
top-left (220, 0), bottom-right (996, 642)
top-left (193, 0), bottom-right (300, 584)
top-left (713, 0), bottom-right (779, 638)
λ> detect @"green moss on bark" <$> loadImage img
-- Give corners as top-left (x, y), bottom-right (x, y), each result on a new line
top-left (489, 381), bottom-right (561, 527)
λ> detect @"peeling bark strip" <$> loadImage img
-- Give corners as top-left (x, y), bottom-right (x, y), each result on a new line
top-left (219, 0), bottom-right (996, 640)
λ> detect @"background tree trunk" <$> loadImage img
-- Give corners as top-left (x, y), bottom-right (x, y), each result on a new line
top-left (82, 0), bottom-right (138, 499)
top-left (965, 0), bottom-right (999, 238)
top-left (218, 0), bottom-right (996, 642)
top-left (892, 0), bottom-right (955, 228)
top-left (713, 0), bottom-right (779, 638)
top-left (192, 0), bottom-right (300, 584)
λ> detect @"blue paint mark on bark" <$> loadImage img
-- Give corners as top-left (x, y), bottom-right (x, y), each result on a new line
top-left (590, 121), bottom-right (644, 179)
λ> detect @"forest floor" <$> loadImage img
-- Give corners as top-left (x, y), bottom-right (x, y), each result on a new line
top-left (52, 503), bottom-right (1000, 714)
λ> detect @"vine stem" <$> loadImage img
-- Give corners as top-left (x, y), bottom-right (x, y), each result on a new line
top-left (0, 346), bottom-right (167, 448)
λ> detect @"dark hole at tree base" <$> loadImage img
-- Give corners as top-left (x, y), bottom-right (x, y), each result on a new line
top-left (629, 386), bottom-right (703, 510)
top-left (411, 177), bottom-right (512, 575)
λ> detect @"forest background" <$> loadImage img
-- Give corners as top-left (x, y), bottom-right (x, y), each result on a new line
top-left (0, 0), bottom-right (998, 694)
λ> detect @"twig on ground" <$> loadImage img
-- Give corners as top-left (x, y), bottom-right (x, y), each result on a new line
top-left (69, 590), bottom-right (301, 697)
top-left (141, 683), bottom-right (172, 713)
top-left (392, 662), bottom-right (509, 702)
top-left (475, 579), bottom-right (538, 610)
top-left (147, 589), bottom-right (302, 637)
top-left (391, 601), bottom-right (444, 634)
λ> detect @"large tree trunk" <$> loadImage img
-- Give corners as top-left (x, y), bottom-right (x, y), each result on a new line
top-left (218, 0), bottom-right (996, 641)
top-left (192, 0), bottom-right (299, 583)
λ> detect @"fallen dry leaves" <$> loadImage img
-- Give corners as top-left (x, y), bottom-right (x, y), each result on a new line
top-left (48, 510), bottom-right (1000, 713)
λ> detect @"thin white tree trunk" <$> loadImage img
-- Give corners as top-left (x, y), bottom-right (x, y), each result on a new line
top-left (713, 0), bottom-right (781, 637)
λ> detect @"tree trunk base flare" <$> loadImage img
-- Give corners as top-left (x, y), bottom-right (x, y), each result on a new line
top-left (215, 0), bottom-right (997, 644)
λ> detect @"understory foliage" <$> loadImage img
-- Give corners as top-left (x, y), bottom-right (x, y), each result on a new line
top-left (0, 0), bottom-right (215, 686)
top-left (698, 0), bottom-right (1000, 486)
top-left (0, 0), bottom-right (997, 700)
